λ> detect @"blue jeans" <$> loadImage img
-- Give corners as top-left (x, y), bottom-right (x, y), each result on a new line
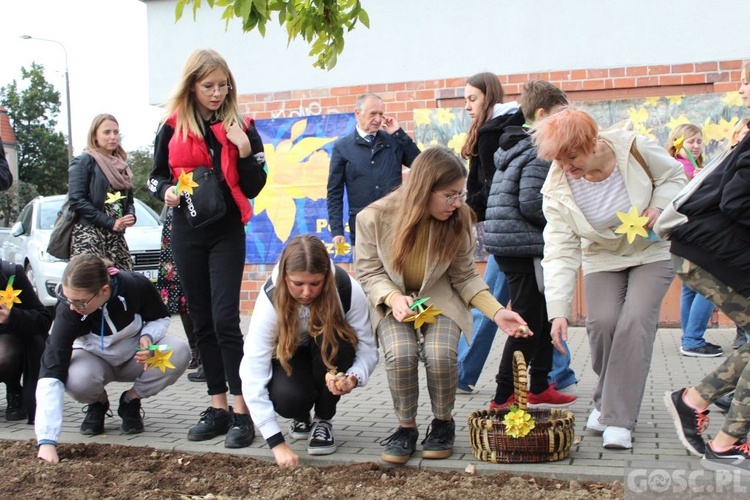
top-left (680, 283), bottom-right (715, 349)
top-left (548, 340), bottom-right (578, 389)
top-left (457, 256), bottom-right (509, 390)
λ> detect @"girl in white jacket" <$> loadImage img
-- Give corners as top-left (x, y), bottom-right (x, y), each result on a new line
top-left (240, 234), bottom-right (377, 467)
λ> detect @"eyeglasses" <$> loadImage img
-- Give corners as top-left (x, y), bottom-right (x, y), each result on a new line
top-left (55, 283), bottom-right (102, 310)
top-left (198, 83), bottom-right (232, 96)
top-left (433, 190), bottom-right (468, 206)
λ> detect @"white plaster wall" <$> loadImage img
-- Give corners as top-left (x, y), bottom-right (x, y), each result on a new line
top-left (144, 0), bottom-right (742, 104)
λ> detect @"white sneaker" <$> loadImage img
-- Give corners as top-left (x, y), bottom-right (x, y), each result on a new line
top-left (557, 383), bottom-right (578, 397)
top-left (586, 408), bottom-right (606, 433)
top-left (602, 426), bottom-right (632, 449)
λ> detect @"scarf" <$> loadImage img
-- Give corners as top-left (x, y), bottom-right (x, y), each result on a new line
top-left (165, 113), bottom-right (254, 224)
top-left (85, 149), bottom-right (134, 190)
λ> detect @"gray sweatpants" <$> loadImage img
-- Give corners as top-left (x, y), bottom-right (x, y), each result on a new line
top-left (584, 259), bottom-right (674, 430)
top-left (66, 336), bottom-right (190, 403)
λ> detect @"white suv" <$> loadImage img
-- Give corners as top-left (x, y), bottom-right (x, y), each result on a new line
top-left (1, 195), bottom-right (163, 307)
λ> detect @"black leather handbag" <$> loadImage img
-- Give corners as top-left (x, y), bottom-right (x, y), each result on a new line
top-left (180, 166), bottom-right (227, 228)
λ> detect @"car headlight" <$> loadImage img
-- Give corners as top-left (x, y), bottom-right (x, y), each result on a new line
top-left (39, 249), bottom-right (64, 263)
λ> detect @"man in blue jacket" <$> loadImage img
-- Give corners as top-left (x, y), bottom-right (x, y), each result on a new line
top-left (327, 93), bottom-right (420, 246)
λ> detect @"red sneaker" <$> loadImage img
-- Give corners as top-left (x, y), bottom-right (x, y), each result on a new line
top-left (489, 394), bottom-right (516, 411)
top-left (527, 385), bottom-right (577, 408)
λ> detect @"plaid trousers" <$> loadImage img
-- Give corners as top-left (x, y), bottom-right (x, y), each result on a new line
top-left (377, 313), bottom-right (460, 423)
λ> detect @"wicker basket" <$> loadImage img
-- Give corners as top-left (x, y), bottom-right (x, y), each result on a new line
top-left (467, 351), bottom-right (575, 463)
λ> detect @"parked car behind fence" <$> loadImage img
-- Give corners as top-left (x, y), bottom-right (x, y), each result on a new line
top-left (1, 195), bottom-right (162, 307)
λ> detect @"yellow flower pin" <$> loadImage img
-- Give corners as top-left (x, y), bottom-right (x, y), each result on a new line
top-left (0, 275), bottom-right (21, 309)
top-left (404, 302), bottom-right (443, 329)
top-left (333, 241), bottom-right (351, 257)
top-left (615, 206), bottom-right (650, 244)
top-left (144, 347), bottom-right (176, 373)
top-left (502, 405), bottom-right (536, 438)
top-left (672, 135), bottom-right (685, 158)
top-left (105, 191), bottom-right (125, 204)
top-left (175, 169), bottom-right (199, 195)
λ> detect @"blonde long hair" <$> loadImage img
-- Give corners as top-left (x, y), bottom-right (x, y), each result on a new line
top-left (274, 235), bottom-right (358, 375)
top-left (163, 48), bottom-right (243, 140)
top-left (387, 146), bottom-right (474, 273)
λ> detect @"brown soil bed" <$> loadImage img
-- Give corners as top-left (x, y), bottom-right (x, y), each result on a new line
top-left (2, 440), bottom-right (624, 499)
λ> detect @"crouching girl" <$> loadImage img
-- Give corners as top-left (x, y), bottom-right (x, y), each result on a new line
top-left (36, 254), bottom-right (190, 464)
top-left (241, 235), bottom-right (378, 467)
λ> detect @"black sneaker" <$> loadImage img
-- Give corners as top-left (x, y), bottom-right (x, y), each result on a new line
top-left (380, 427), bottom-right (419, 464)
top-left (187, 366), bottom-right (206, 382)
top-left (308, 420), bottom-right (336, 455)
top-left (421, 418), bottom-right (456, 459)
top-left (680, 344), bottom-right (723, 357)
top-left (288, 416), bottom-right (312, 440)
top-left (663, 389), bottom-right (709, 456)
top-left (702, 440), bottom-right (750, 474)
top-left (80, 399), bottom-right (111, 435)
top-left (714, 392), bottom-right (733, 413)
top-left (5, 390), bottom-right (27, 422)
top-left (187, 406), bottom-right (231, 441)
top-left (224, 412), bottom-right (255, 448)
top-left (117, 392), bottom-right (144, 434)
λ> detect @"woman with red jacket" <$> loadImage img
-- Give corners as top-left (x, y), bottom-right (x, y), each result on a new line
top-left (148, 48), bottom-right (266, 449)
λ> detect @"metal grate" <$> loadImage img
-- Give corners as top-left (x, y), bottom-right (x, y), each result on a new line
top-left (132, 250), bottom-right (160, 269)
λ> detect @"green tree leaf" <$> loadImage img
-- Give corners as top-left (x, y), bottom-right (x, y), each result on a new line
top-left (175, 0), bottom-right (369, 70)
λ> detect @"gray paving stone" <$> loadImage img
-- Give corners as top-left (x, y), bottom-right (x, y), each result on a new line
top-left (1, 317), bottom-right (739, 482)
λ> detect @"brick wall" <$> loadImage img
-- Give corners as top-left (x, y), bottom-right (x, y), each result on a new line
top-left (237, 58), bottom-right (746, 314)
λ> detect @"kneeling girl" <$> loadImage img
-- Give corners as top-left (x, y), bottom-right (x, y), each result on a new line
top-left (241, 235), bottom-right (378, 467)
top-left (36, 254), bottom-right (191, 464)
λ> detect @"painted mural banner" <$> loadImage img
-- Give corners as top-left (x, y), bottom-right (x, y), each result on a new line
top-left (414, 91), bottom-right (749, 261)
top-left (247, 113), bottom-right (356, 264)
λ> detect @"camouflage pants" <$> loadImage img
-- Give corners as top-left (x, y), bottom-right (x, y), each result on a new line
top-left (672, 255), bottom-right (750, 439)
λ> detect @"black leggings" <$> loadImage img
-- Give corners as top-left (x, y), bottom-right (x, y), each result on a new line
top-left (494, 270), bottom-right (553, 402)
top-left (171, 210), bottom-right (246, 396)
top-left (268, 337), bottom-right (356, 421)
top-left (0, 334), bottom-right (24, 391)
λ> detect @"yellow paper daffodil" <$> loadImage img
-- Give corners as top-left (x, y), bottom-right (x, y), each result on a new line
top-left (175, 169), bottom-right (200, 195)
top-left (503, 406), bottom-right (536, 438)
top-left (144, 347), bottom-right (176, 373)
top-left (333, 241), bottom-right (351, 257)
top-left (0, 276), bottom-right (21, 309)
top-left (105, 191), bottom-right (125, 204)
top-left (672, 135), bottom-right (685, 158)
top-left (404, 304), bottom-right (443, 329)
top-left (615, 206), bottom-right (650, 244)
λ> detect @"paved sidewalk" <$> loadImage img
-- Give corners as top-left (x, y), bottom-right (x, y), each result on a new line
top-left (0, 317), bottom-right (738, 483)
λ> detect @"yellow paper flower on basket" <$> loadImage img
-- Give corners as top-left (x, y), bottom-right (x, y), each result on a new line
top-left (615, 206), bottom-right (650, 244)
top-left (0, 275), bottom-right (21, 310)
top-left (144, 347), bottom-right (176, 373)
top-left (404, 297), bottom-right (443, 329)
top-left (333, 241), bottom-right (351, 257)
top-left (105, 191), bottom-right (125, 204)
top-left (175, 169), bottom-right (199, 195)
top-left (503, 405), bottom-right (536, 438)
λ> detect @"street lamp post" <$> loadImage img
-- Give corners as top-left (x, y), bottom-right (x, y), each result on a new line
top-left (20, 35), bottom-right (73, 164)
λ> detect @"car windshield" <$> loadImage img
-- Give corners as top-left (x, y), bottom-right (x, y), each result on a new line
top-left (38, 198), bottom-right (161, 229)
top-left (40, 199), bottom-right (63, 229)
